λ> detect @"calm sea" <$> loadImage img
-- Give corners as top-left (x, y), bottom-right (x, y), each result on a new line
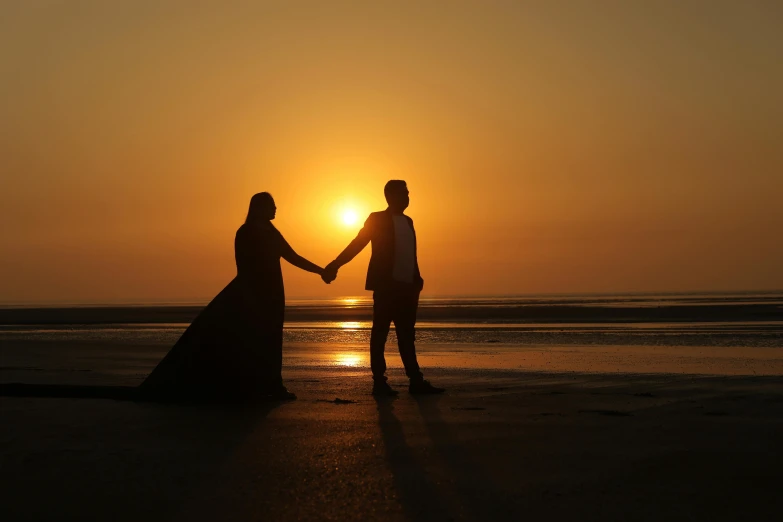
top-left (0, 292), bottom-right (781, 348)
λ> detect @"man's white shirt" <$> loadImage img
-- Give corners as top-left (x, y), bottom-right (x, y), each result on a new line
top-left (392, 215), bottom-right (416, 284)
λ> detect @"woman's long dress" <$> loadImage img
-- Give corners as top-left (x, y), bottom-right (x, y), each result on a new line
top-left (139, 222), bottom-right (286, 401)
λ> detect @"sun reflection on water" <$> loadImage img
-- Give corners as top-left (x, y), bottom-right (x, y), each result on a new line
top-left (339, 298), bottom-right (361, 307)
top-left (334, 353), bottom-right (364, 367)
top-left (338, 321), bottom-right (362, 330)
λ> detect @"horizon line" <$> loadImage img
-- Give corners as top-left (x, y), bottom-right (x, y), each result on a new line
top-left (2, 288), bottom-right (782, 309)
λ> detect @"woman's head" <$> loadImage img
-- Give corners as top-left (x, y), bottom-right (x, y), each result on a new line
top-left (246, 192), bottom-right (276, 222)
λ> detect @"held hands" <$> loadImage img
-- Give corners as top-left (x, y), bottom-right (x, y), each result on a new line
top-left (321, 261), bottom-right (339, 284)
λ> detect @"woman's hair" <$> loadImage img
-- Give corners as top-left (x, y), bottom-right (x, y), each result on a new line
top-left (246, 192), bottom-right (274, 223)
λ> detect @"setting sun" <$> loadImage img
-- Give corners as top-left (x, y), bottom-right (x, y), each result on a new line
top-left (341, 209), bottom-right (359, 227)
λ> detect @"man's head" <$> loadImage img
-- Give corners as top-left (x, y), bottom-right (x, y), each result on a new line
top-left (384, 180), bottom-right (409, 213)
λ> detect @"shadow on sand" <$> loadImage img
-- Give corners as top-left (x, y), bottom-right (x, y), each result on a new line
top-left (375, 396), bottom-right (457, 520)
top-left (413, 395), bottom-right (520, 519)
top-left (0, 391), bottom-right (284, 521)
top-left (375, 393), bottom-right (521, 520)
top-left (1, 382), bottom-right (141, 400)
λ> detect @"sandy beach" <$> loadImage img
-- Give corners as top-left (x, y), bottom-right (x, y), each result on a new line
top-left (3, 339), bottom-right (783, 521)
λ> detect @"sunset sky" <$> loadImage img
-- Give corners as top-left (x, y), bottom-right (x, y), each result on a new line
top-left (1, 1), bottom-right (782, 304)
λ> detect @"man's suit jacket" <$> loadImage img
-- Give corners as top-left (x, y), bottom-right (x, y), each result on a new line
top-left (340, 209), bottom-right (424, 291)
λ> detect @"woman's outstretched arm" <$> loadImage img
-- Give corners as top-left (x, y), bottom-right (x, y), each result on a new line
top-left (280, 236), bottom-right (324, 276)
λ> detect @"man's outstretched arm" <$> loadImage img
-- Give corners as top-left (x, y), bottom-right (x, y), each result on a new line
top-left (323, 216), bottom-right (373, 280)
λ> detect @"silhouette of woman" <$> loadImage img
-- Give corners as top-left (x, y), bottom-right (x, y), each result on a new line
top-left (139, 192), bottom-right (325, 401)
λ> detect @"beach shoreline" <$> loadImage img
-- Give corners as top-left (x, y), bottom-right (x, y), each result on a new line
top-left (4, 340), bottom-right (783, 389)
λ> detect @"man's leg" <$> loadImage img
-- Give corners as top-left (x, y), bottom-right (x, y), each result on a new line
top-left (394, 286), bottom-right (445, 394)
top-left (370, 290), bottom-right (394, 382)
top-left (392, 287), bottom-right (423, 381)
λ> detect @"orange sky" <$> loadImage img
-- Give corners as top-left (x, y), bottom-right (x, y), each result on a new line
top-left (1, 1), bottom-right (782, 303)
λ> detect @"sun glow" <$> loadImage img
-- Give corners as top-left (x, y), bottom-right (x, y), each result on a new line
top-left (341, 209), bottom-right (359, 226)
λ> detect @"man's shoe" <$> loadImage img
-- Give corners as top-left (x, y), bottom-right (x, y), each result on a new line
top-left (372, 381), bottom-right (400, 397)
top-left (409, 379), bottom-right (445, 395)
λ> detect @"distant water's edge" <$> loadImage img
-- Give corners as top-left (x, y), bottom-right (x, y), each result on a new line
top-left (0, 293), bottom-right (780, 348)
top-left (1, 292), bottom-right (783, 325)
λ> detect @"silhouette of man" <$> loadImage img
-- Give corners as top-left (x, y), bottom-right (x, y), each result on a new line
top-left (323, 180), bottom-right (445, 396)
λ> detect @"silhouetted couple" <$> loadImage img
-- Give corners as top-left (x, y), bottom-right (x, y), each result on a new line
top-left (140, 180), bottom-right (444, 402)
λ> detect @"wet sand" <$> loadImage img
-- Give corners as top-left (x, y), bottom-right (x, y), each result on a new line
top-left (2, 343), bottom-right (783, 521)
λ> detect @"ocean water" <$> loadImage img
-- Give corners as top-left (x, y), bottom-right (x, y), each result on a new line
top-left (1, 293), bottom-right (781, 348)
